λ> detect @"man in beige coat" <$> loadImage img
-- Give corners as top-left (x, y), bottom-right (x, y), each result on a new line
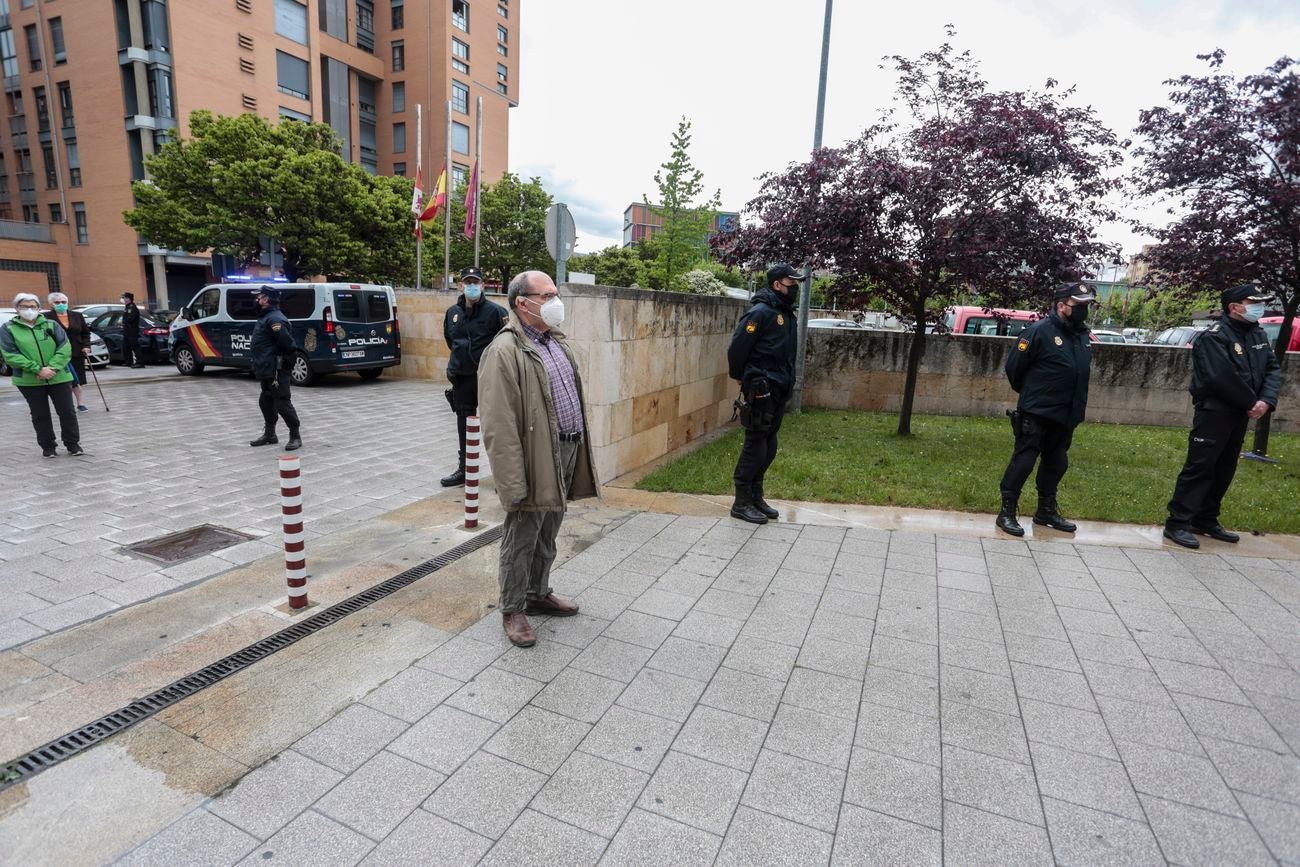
top-left (478, 270), bottom-right (599, 647)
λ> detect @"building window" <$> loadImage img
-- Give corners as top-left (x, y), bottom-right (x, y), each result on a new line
top-left (498, 4), bottom-right (507, 17)
top-left (497, 42), bottom-right (507, 57)
top-left (33, 86), bottom-right (48, 132)
top-left (390, 40), bottom-right (404, 72)
top-left (355, 0), bottom-right (374, 53)
top-left (57, 82), bottom-right (74, 129)
top-left (279, 106), bottom-right (311, 122)
top-left (1, 29), bottom-right (18, 79)
top-left (452, 58), bottom-right (468, 74)
top-left (451, 121), bottom-right (469, 155)
top-left (141, 0), bottom-right (169, 51)
top-left (276, 50), bottom-right (310, 100)
top-left (23, 204), bottom-right (39, 223)
top-left (392, 121), bottom-right (405, 153)
top-left (451, 37), bottom-right (469, 74)
top-left (497, 62), bottom-right (507, 84)
top-left (49, 203), bottom-right (62, 223)
top-left (497, 82), bottom-right (507, 96)
top-left (451, 80), bottom-right (468, 114)
top-left (392, 161), bottom-right (406, 176)
top-left (497, 24), bottom-right (508, 43)
top-left (41, 143), bottom-right (56, 188)
top-left (274, 0), bottom-right (309, 44)
top-left (48, 17), bottom-right (67, 64)
top-left (390, 0), bottom-right (403, 29)
top-left (73, 202), bottom-right (88, 243)
top-left (391, 80), bottom-right (405, 112)
top-left (452, 0), bottom-right (468, 32)
top-left (24, 24), bottom-right (40, 71)
top-left (66, 140), bottom-right (81, 186)
top-left (318, 0), bottom-right (346, 39)
top-left (357, 75), bottom-right (376, 115)
top-left (359, 119), bottom-right (377, 173)
top-left (452, 163), bottom-right (468, 192)
top-left (148, 67), bottom-right (174, 118)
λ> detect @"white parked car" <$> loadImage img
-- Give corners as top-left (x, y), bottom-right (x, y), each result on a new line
top-left (1091, 329), bottom-right (1127, 344)
top-left (808, 318), bottom-right (867, 330)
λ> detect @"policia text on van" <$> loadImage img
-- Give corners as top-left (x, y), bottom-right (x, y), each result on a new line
top-left (168, 283), bottom-right (401, 385)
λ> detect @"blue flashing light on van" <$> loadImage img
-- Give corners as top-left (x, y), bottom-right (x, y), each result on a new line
top-left (169, 283), bottom-right (402, 385)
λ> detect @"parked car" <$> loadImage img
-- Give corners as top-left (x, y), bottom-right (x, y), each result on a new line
top-left (1122, 327), bottom-right (1151, 344)
top-left (1091, 329), bottom-right (1127, 344)
top-left (88, 310), bottom-right (171, 364)
top-left (74, 303), bottom-right (124, 320)
top-left (169, 282), bottom-right (401, 385)
top-left (1150, 326), bottom-right (1201, 348)
top-left (808, 318), bottom-right (867, 330)
top-left (87, 332), bottom-right (110, 368)
top-left (1260, 316), bottom-right (1300, 352)
top-left (943, 306), bottom-right (1041, 337)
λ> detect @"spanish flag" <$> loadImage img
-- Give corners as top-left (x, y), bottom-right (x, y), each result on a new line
top-left (417, 166), bottom-right (447, 239)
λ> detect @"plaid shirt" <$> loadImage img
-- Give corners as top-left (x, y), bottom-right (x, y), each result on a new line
top-left (521, 322), bottom-right (584, 435)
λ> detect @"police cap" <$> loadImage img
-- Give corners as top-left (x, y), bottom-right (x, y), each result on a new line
top-left (1220, 282), bottom-right (1274, 306)
top-left (460, 266), bottom-right (484, 282)
top-left (252, 285), bottom-right (281, 301)
top-left (1052, 282), bottom-right (1097, 303)
top-left (767, 264), bottom-right (801, 287)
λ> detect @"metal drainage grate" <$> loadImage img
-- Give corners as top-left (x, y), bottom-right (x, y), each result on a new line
top-left (125, 524), bottom-right (257, 564)
top-left (0, 524), bottom-right (504, 791)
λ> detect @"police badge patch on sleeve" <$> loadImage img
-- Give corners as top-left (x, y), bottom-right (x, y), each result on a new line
top-left (1053, 336), bottom-right (1063, 346)
top-left (1234, 342), bottom-right (1243, 354)
top-left (745, 323), bottom-right (756, 333)
top-left (777, 314), bottom-right (785, 325)
top-left (271, 323), bottom-right (282, 332)
top-left (1017, 339), bottom-right (1029, 351)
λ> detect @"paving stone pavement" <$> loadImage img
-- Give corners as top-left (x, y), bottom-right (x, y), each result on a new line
top-left (0, 373), bottom-right (456, 647)
top-left (117, 513), bottom-right (1300, 865)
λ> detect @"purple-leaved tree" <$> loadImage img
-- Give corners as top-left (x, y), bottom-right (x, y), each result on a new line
top-left (1131, 50), bottom-right (1299, 456)
top-left (712, 32), bottom-right (1122, 435)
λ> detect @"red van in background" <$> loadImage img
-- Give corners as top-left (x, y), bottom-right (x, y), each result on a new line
top-left (944, 306), bottom-right (1042, 337)
top-left (1260, 316), bottom-right (1300, 352)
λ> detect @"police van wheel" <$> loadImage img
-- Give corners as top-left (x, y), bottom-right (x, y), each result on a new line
top-left (358, 368), bottom-right (383, 381)
top-left (289, 352), bottom-right (316, 387)
top-left (174, 345), bottom-right (204, 376)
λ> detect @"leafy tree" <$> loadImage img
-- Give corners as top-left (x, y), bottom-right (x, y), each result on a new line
top-left (1131, 50), bottom-right (1300, 454)
top-left (713, 32), bottom-right (1122, 434)
top-left (568, 245), bottom-right (650, 288)
top-left (124, 111), bottom-right (413, 283)
top-left (645, 117), bottom-right (722, 292)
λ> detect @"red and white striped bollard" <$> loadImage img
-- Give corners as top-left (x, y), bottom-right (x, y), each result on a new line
top-left (465, 415), bottom-right (481, 529)
top-left (280, 455), bottom-right (308, 609)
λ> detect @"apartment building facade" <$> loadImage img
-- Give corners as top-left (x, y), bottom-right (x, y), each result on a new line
top-left (0, 0), bottom-right (518, 308)
top-left (622, 202), bottom-right (738, 248)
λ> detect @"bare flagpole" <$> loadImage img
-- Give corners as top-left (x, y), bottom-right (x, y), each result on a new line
top-left (474, 95), bottom-right (483, 268)
top-left (415, 103), bottom-right (423, 290)
top-left (444, 99), bottom-right (453, 291)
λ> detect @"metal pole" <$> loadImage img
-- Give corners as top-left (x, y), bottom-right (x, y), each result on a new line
top-left (416, 103), bottom-right (422, 290)
top-left (280, 455), bottom-right (308, 610)
top-left (444, 100), bottom-right (452, 290)
top-left (791, 0), bottom-right (832, 413)
top-left (474, 96), bottom-right (483, 268)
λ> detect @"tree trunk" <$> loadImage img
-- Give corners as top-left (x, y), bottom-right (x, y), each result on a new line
top-left (897, 303), bottom-right (928, 437)
top-left (1249, 297), bottom-right (1297, 456)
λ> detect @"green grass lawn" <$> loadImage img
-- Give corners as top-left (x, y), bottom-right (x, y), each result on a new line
top-left (636, 409), bottom-right (1300, 535)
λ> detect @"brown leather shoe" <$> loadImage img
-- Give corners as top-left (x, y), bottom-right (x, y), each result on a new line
top-left (525, 593), bottom-right (579, 617)
top-left (502, 612), bottom-right (536, 647)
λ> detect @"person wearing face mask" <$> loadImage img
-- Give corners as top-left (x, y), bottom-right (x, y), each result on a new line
top-left (1163, 283), bottom-right (1281, 549)
top-left (44, 292), bottom-right (92, 411)
top-left (120, 292), bottom-right (144, 368)
top-left (248, 285), bottom-right (302, 451)
top-left (726, 263), bottom-right (801, 524)
top-left (0, 293), bottom-right (83, 456)
top-left (440, 266), bottom-right (509, 486)
top-left (996, 282), bottom-right (1097, 536)
top-left (478, 271), bottom-right (600, 647)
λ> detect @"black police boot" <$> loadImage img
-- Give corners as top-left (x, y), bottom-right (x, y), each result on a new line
top-left (730, 484), bottom-right (768, 525)
top-left (250, 430), bottom-right (278, 447)
top-left (995, 493), bottom-right (1025, 537)
top-left (441, 451), bottom-right (466, 487)
top-left (285, 432), bottom-right (302, 451)
top-left (751, 481), bottom-right (779, 520)
top-left (1033, 495), bottom-right (1077, 533)
top-left (1163, 526), bottom-right (1200, 549)
top-left (1193, 523), bottom-right (1239, 544)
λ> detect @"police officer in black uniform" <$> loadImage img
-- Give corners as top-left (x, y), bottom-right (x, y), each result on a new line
top-left (996, 282), bottom-right (1096, 536)
top-left (248, 285), bottom-right (302, 451)
top-left (1164, 283), bottom-right (1281, 549)
top-left (726, 264), bottom-right (800, 524)
top-left (441, 266), bottom-right (508, 486)
top-left (120, 291), bottom-right (144, 368)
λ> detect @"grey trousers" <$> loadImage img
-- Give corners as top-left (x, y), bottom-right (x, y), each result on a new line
top-left (499, 439), bottom-right (579, 614)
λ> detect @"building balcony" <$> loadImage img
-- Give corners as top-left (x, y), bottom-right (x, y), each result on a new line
top-left (3, 74), bottom-right (19, 93)
top-left (117, 46), bottom-right (171, 67)
top-left (0, 217), bottom-right (52, 242)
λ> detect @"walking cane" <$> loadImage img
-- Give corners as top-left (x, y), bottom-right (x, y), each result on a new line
top-left (87, 362), bottom-right (110, 412)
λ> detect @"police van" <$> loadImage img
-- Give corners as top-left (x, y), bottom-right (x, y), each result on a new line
top-left (169, 282), bottom-right (401, 385)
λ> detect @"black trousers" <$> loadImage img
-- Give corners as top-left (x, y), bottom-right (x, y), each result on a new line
top-left (19, 382), bottom-right (80, 450)
top-left (1000, 412), bottom-right (1074, 499)
top-left (259, 368), bottom-right (301, 435)
top-left (449, 374), bottom-right (479, 460)
top-left (1166, 409), bottom-right (1248, 531)
top-left (121, 331), bottom-right (138, 366)
top-left (733, 400), bottom-right (787, 487)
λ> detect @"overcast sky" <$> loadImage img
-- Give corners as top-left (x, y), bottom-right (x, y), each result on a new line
top-left (507, 0), bottom-right (1299, 264)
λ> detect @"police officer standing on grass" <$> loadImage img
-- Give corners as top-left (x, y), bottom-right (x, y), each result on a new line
top-left (996, 282), bottom-right (1097, 536)
top-left (441, 266), bottom-right (508, 486)
top-left (726, 264), bottom-right (800, 524)
top-left (1163, 283), bottom-right (1281, 549)
top-left (248, 285), bottom-right (302, 451)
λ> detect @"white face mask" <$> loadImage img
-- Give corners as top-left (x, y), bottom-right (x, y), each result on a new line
top-left (528, 296), bottom-right (565, 328)
top-left (18, 308), bottom-right (40, 322)
top-left (1242, 302), bottom-right (1266, 323)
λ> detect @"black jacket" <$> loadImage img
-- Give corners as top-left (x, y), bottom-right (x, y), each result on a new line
top-left (122, 301), bottom-right (141, 337)
top-left (251, 305), bottom-right (297, 379)
top-left (1189, 314), bottom-right (1282, 413)
top-left (444, 295), bottom-right (508, 378)
top-left (727, 287), bottom-right (798, 397)
top-left (1005, 311), bottom-right (1092, 428)
top-left (44, 310), bottom-right (91, 357)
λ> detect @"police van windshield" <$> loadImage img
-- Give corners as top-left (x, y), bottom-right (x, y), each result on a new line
top-left (332, 289), bottom-right (392, 323)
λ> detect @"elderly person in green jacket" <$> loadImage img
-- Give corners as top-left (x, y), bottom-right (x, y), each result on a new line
top-left (478, 270), bottom-right (599, 647)
top-left (1, 293), bottom-right (83, 456)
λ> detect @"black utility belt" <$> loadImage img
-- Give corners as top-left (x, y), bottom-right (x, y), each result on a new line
top-left (558, 431), bottom-right (584, 443)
